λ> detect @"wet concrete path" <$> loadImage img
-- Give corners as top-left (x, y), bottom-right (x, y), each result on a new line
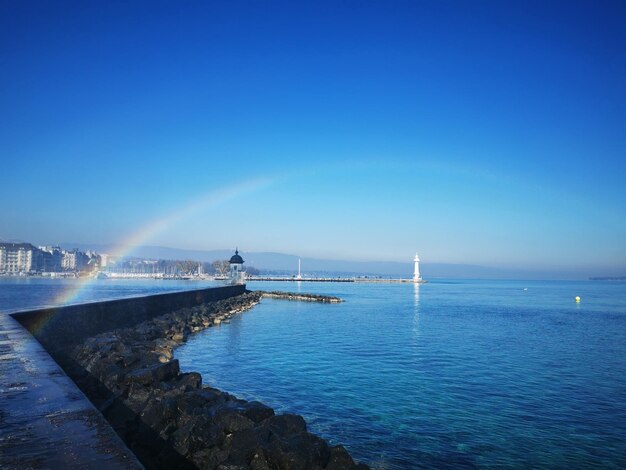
top-left (0, 313), bottom-right (143, 469)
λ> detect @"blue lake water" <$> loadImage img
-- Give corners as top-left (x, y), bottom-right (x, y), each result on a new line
top-left (177, 280), bottom-right (626, 469)
top-left (0, 277), bottom-right (218, 313)
top-left (2, 278), bottom-right (626, 468)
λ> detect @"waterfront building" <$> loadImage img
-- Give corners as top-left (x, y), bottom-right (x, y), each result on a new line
top-left (39, 246), bottom-right (63, 272)
top-left (229, 249), bottom-right (245, 284)
top-left (61, 250), bottom-right (78, 271)
top-left (61, 249), bottom-right (88, 271)
top-left (86, 254), bottom-right (100, 272)
top-left (0, 242), bottom-right (39, 274)
top-left (84, 251), bottom-right (102, 271)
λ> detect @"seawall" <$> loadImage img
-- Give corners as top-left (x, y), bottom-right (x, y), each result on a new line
top-left (12, 284), bottom-right (245, 363)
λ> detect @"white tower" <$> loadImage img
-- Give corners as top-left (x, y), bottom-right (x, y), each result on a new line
top-left (297, 257), bottom-right (302, 280)
top-left (413, 253), bottom-right (422, 283)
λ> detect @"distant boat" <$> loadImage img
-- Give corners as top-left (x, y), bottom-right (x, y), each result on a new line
top-left (96, 271), bottom-right (109, 279)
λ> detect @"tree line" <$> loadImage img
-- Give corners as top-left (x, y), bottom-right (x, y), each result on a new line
top-left (106, 258), bottom-right (260, 276)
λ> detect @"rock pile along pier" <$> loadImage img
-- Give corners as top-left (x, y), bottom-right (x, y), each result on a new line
top-left (68, 291), bottom-right (367, 469)
top-left (258, 291), bottom-right (343, 303)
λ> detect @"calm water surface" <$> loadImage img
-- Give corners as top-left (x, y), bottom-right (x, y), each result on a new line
top-left (0, 277), bottom-right (218, 313)
top-left (176, 280), bottom-right (626, 469)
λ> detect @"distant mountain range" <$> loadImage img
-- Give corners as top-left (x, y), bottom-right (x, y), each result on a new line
top-left (55, 242), bottom-right (599, 280)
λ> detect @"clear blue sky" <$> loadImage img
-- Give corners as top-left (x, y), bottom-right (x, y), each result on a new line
top-left (1, 1), bottom-right (625, 274)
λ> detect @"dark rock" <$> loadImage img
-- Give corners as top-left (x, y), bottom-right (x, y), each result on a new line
top-left (264, 441), bottom-right (312, 470)
top-left (227, 426), bottom-right (272, 464)
top-left (139, 399), bottom-right (167, 429)
top-left (272, 426), bottom-right (330, 467)
top-left (265, 414), bottom-right (308, 436)
top-left (175, 389), bottom-right (225, 415)
top-left (173, 372), bottom-right (202, 391)
top-left (326, 446), bottom-right (355, 469)
top-left (193, 387), bottom-right (230, 408)
top-left (170, 422), bottom-right (194, 455)
top-left (126, 383), bottom-right (152, 413)
top-left (124, 359), bottom-right (179, 386)
top-left (119, 351), bottom-right (140, 368)
top-left (250, 451), bottom-right (271, 470)
top-left (154, 446), bottom-right (196, 470)
top-left (189, 416), bottom-right (224, 449)
top-left (155, 359), bottom-right (180, 381)
top-left (259, 291), bottom-right (343, 304)
top-left (91, 360), bottom-right (123, 384)
top-left (228, 417), bottom-right (330, 469)
top-left (114, 341), bottom-right (131, 354)
top-left (124, 367), bottom-right (155, 386)
top-left (191, 447), bottom-right (230, 468)
top-left (242, 401), bottom-right (275, 423)
top-left (139, 394), bottom-right (181, 432)
top-left (214, 410), bottom-right (255, 433)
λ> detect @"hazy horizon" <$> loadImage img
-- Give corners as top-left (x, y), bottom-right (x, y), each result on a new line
top-left (1, 238), bottom-right (619, 280)
top-left (2, 1), bottom-right (625, 275)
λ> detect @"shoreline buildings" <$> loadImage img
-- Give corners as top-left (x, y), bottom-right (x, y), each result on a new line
top-left (0, 241), bottom-right (207, 277)
top-left (0, 242), bottom-right (98, 275)
top-left (0, 241), bottom-right (216, 277)
top-left (0, 243), bottom-right (38, 274)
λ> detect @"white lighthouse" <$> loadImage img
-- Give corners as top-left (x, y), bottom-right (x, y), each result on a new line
top-left (413, 253), bottom-right (422, 283)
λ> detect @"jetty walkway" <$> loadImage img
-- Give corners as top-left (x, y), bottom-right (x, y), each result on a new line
top-left (248, 276), bottom-right (355, 282)
top-left (247, 276), bottom-right (426, 283)
top-left (0, 312), bottom-right (141, 469)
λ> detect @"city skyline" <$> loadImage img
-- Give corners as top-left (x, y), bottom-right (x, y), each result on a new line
top-left (2, 1), bottom-right (625, 276)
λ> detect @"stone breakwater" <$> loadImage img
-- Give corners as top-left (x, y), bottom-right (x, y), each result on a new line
top-left (68, 291), bottom-right (367, 470)
top-left (259, 291), bottom-right (343, 303)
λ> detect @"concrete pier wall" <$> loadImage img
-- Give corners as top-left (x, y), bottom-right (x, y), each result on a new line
top-left (11, 284), bottom-right (245, 360)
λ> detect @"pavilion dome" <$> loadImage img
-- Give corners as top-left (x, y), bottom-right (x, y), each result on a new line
top-left (229, 249), bottom-right (244, 264)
